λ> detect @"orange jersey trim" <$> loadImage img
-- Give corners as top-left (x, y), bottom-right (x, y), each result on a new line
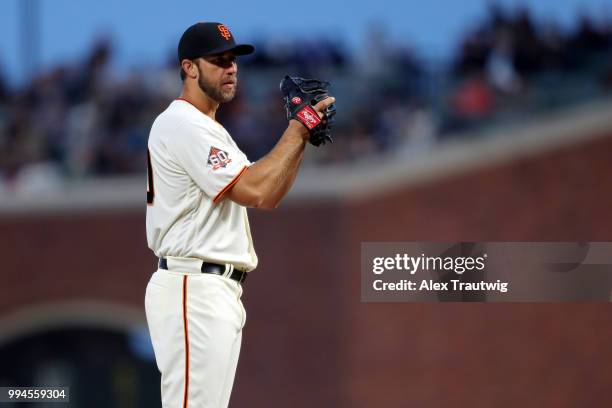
top-left (176, 97), bottom-right (195, 108)
top-left (182, 276), bottom-right (190, 408)
top-left (213, 165), bottom-right (249, 204)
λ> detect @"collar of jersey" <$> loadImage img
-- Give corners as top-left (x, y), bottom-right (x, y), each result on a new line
top-left (175, 98), bottom-right (224, 128)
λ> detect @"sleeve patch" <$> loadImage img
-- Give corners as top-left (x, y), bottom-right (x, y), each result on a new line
top-left (207, 146), bottom-right (232, 170)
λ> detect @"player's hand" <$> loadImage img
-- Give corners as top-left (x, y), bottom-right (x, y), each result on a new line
top-left (280, 76), bottom-right (337, 146)
top-left (313, 96), bottom-right (336, 119)
top-left (288, 96), bottom-right (336, 141)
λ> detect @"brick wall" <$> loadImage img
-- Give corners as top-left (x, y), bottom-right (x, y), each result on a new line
top-left (1, 133), bottom-right (611, 407)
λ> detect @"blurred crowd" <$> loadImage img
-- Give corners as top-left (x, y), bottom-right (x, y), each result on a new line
top-left (1, 4), bottom-right (612, 191)
top-left (445, 4), bottom-right (612, 133)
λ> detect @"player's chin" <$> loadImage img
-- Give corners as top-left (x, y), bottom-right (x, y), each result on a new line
top-left (218, 87), bottom-right (236, 103)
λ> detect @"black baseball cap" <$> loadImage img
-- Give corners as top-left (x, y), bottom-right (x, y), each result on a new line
top-left (178, 22), bottom-right (255, 61)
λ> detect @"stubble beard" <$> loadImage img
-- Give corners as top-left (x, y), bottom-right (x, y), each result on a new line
top-left (197, 67), bottom-right (236, 104)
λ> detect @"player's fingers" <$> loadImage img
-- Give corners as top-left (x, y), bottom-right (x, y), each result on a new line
top-left (313, 96), bottom-right (335, 114)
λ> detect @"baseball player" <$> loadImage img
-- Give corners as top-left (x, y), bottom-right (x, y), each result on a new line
top-left (144, 22), bottom-right (335, 408)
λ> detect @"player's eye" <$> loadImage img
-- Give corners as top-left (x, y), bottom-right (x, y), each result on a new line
top-left (210, 56), bottom-right (236, 68)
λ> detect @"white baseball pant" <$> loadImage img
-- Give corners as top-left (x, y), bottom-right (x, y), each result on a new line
top-left (145, 266), bottom-right (246, 408)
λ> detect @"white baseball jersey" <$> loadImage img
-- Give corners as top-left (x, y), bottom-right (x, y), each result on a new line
top-left (146, 98), bottom-right (258, 271)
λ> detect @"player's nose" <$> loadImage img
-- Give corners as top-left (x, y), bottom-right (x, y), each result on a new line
top-left (227, 62), bottom-right (237, 75)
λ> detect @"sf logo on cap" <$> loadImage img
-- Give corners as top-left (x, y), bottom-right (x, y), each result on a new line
top-left (217, 24), bottom-right (232, 40)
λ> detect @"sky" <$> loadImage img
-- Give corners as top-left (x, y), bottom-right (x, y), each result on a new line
top-left (0, 0), bottom-right (610, 85)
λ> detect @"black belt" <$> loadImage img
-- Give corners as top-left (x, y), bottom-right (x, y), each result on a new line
top-left (159, 258), bottom-right (247, 284)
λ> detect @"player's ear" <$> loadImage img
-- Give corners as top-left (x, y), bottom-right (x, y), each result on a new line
top-left (181, 59), bottom-right (198, 80)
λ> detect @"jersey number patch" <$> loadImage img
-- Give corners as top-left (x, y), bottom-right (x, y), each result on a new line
top-left (147, 149), bottom-right (155, 205)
